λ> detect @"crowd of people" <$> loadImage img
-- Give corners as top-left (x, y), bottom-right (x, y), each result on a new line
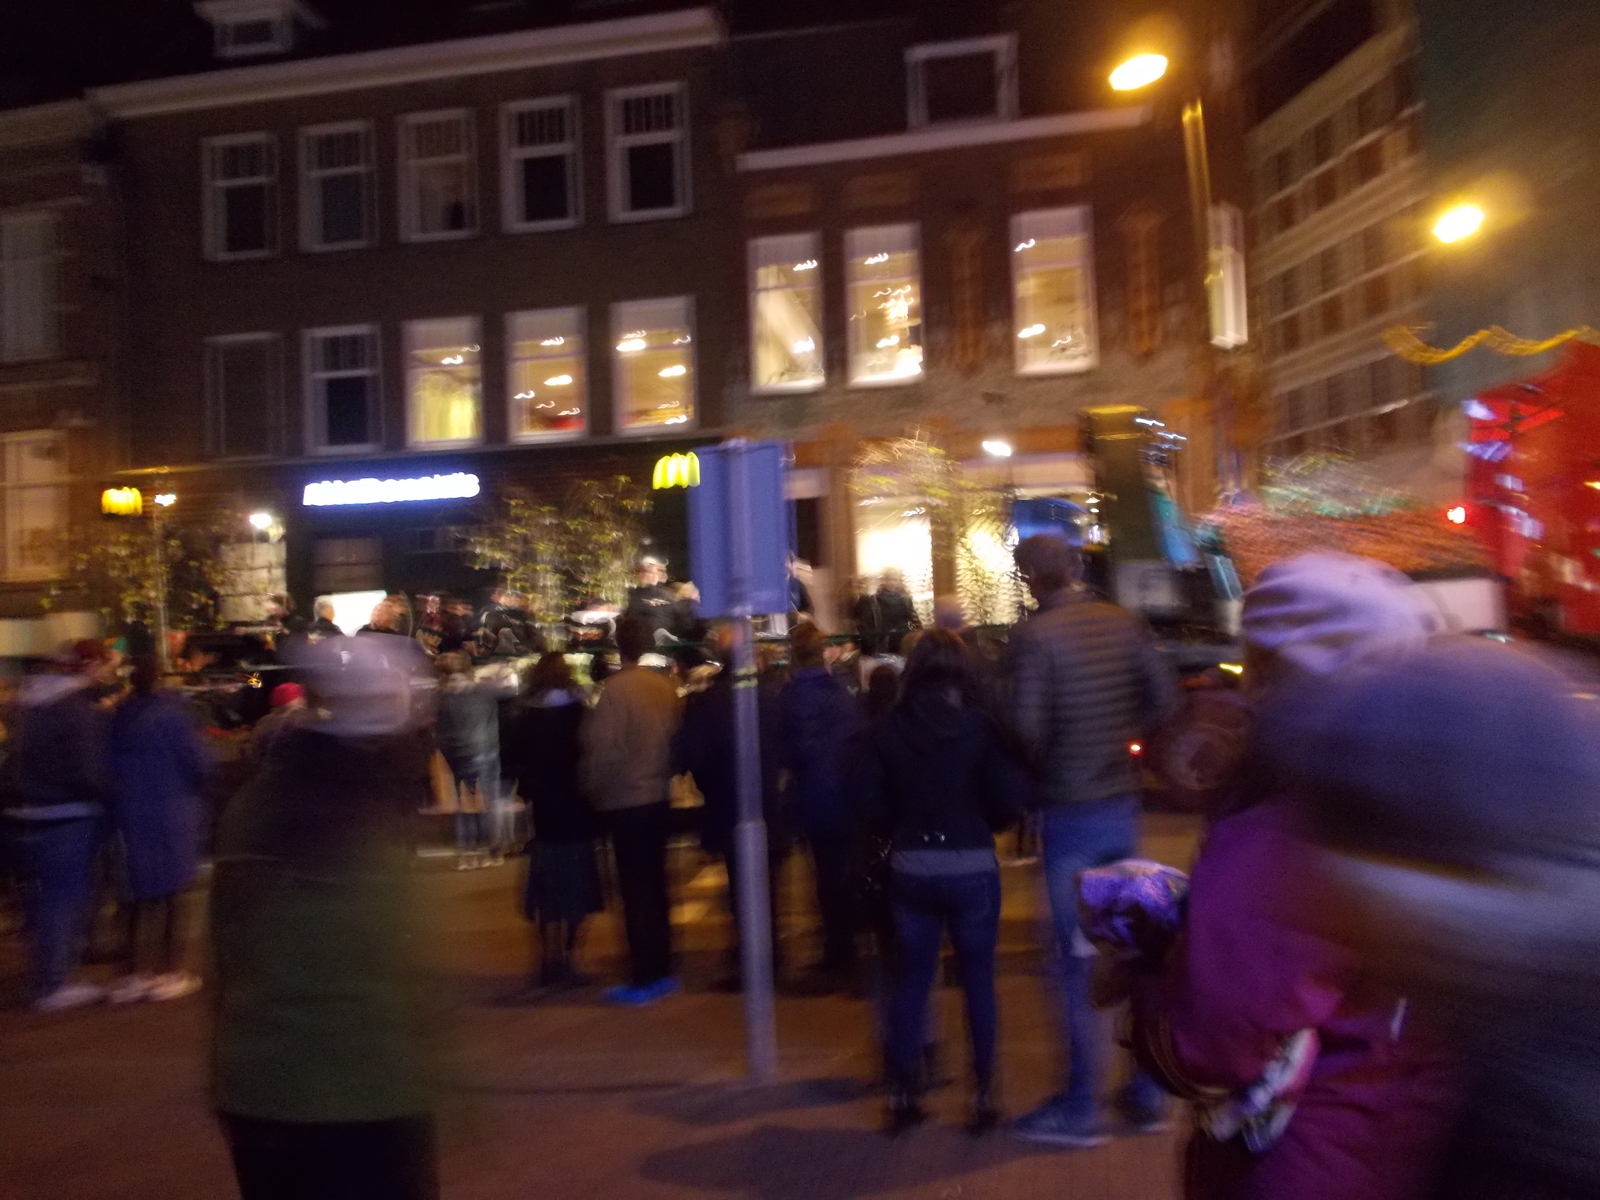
top-left (5, 531), bottom-right (1600, 1200)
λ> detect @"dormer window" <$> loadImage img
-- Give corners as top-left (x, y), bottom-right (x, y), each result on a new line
top-left (195, 1), bottom-right (323, 60)
top-left (906, 35), bottom-right (1019, 127)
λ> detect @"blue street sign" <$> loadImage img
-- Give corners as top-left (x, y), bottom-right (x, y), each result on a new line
top-left (688, 440), bottom-right (790, 617)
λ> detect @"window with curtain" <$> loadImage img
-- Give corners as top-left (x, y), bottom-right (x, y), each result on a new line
top-left (508, 307), bottom-right (586, 438)
top-left (749, 233), bottom-right (823, 392)
top-left (845, 224), bottom-right (922, 385)
top-left (612, 297), bottom-right (694, 431)
top-left (504, 98), bottom-right (580, 230)
top-left (1011, 207), bottom-right (1096, 374)
top-left (305, 325), bottom-right (380, 450)
top-left (607, 84), bottom-right (689, 220)
top-left (405, 317), bottom-right (481, 445)
top-left (400, 111), bottom-right (477, 240)
top-left (301, 122), bottom-right (374, 250)
top-left (204, 134), bottom-right (278, 259)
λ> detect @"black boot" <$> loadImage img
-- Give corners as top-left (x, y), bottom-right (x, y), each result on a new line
top-left (885, 1086), bottom-right (928, 1136)
top-left (967, 1082), bottom-right (1000, 1136)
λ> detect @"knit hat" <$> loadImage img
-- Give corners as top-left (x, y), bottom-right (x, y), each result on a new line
top-left (1241, 553), bottom-right (1429, 687)
top-left (268, 682), bottom-right (305, 708)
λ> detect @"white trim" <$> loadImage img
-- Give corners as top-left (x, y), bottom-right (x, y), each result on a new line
top-left (1010, 207), bottom-right (1098, 376)
top-left (500, 96), bottom-right (582, 233)
top-left (303, 323), bottom-right (383, 455)
top-left (202, 131), bottom-right (279, 261)
top-left (91, 8), bottom-right (724, 118)
top-left (845, 223), bottom-right (923, 389)
top-left (737, 107), bottom-right (1147, 172)
top-left (606, 82), bottom-right (691, 223)
top-left (299, 120), bottom-right (375, 252)
top-left (905, 34), bottom-right (1018, 129)
top-left (397, 109), bottom-right (478, 244)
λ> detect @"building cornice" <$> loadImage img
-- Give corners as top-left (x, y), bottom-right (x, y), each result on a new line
top-left (736, 107), bottom-right (1149, 172)
top-left (0, 101), bottom-right (99, 150)
top-left (89, 7), bottom-right (723, 118)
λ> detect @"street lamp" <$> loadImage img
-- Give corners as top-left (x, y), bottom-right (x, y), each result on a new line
top-left (981, 439), bottom-right (1014, 458)
top-left (1434, 203), bottom-right (1486, 245)
top-left (248, 511), bottom-right (274, 531)
top-left (1110, 53), bottom-right (1168, 92)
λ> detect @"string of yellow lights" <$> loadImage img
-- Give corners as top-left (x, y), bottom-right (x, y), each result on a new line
top-left (1382, 324), bottom-right (1600, 365)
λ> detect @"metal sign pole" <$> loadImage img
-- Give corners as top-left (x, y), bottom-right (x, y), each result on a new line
top-left (726, 444), bottom-right (778, 1084)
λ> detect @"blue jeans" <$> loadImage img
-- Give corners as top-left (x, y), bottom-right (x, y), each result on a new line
top-left (887, 868), bottom-right (1002, 1091)
top-left (12, 815), bottom-right (102, 998)
top-left (1041, 797), bottom-right (1166, 1116)
top-left (444, 750), bottom-right (499, 854)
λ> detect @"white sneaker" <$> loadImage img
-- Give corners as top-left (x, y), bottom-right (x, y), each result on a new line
top-left (146, 972), bottom-right (202, 1002)
top-left (32, 982), bottom-right (106, 1013)
top-left (108, 974), bottom-right (156, 1005)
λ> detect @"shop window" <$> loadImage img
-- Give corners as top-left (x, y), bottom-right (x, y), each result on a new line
top-left (0, 432), bottom-right (65, 582)
top-left (405, 316), bottom-right (481, 446)
top-left (607, 84), bottom-right (689, 221)
top-left (0, 212), bottom-right (56, 362)
top-left (301, 122), bottom-right (374, 251)
top-left (204, 134), bottom-right (278, 259)
top-left (612, 297), bottom-right (694, 432)
top-left (1012, 208), bottom-right (1096, 372)
top-left (503, 97), bottom-right (580, 231)
top-left (906, 36), bottom-right (1018, 127)
top-left (508, 307), bottom-right (586, 439)
top-left (313, 537), bottom-right (383, 593)
top-left (305, 325), bottom-right (380, 451)
top-left (749, 232), bottom-right (824, 393)
top-left (205, 333), bottom-right (282, 458)
top-left (399, 111), bottom-right (477, 241)
top-left (846, 223), bottom-right (923, 385)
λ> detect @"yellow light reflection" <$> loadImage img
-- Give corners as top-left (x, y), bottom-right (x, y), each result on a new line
top-left (1110, 54), bottom-right (1168, 92)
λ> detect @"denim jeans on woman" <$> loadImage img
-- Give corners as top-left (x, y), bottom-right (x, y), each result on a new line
top-left (886, 866), bottom-right (1002, 1090)
top-left (11, 814), bottom-right (102, 998)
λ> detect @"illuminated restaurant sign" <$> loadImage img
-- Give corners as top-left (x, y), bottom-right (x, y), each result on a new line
top-left (652, 452), bottom-right (701, 489)
top-left (302, 472), bottom-right (481, 507)
top-left (101, 486), bottom-right (143, 516)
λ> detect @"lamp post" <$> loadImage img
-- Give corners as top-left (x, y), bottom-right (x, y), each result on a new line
top-left (1111, 50), bottom-right (1242, 502)
top-left (151, 491), bottom-right (176, 673)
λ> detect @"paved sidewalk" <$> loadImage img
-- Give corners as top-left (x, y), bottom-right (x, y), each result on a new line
top-left (0, 814), bottom-right (1199, 1200)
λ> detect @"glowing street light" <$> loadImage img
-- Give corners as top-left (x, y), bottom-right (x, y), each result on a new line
top-left (153, 492), bottom-right (176, 507)
top-left (248, 511), bottom-right (274, 531)
top-left (1110, 53), bottom-right (1169, 92)
top-left (1434, 204), bottom-right (1486, 245)
top-left (981, 439), bottom-right (1014, 458)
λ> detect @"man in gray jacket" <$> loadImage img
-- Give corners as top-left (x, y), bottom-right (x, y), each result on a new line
top-left (581, 616), bottom-right (682, 1005)
top-left (1005, 535), bottom-right (1181, 1147)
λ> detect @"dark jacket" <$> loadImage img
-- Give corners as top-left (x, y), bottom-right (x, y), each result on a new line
top-left (7, 674), bottom-right (109, 819)
top-left (858, 695), bottom-right (1026, 853)
top-left (779, 665), bottom-right (863, 839)
top-left (109, 692), bottom-right (208, 900)
top-left (435, 675), bottom-right (502, 763)
top-left (673, 669), bottom-right (785, 855)
top-left (1005, 587), bottom-right (1180, 807)
top-left (854, 588), bottom-right (921, 656)
top-left (507, 691), bottom-right (590, 844)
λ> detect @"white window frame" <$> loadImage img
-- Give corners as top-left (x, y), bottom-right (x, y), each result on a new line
top-left (1010, 207), bottom-right (1098, 376)
top-left (501, 97), bottom-right (582, 233)
top-left (606, 83), bottom-right (691, 223)
top-left (303, 324), bottom-right (382, 454)
top-left (0, 211), bottom-right (58, 364)
top-left (202, 133), bottom-right (279, 262)
top-left (398, 109), bottom-right (478, 244)
top-left (0, 430), bottom-right (67, 583)
top-left (299, 120), bottom-right (376, 252)
top-left (611, 296), bottom-right (697, 435)
top-left (204, 332), bottom-right (283, 459)
top-left (748, 232), bottom-right (825, 395)
top-left (906, 35), bottom-right (1019, 128)
top-left (404, 316), bottom-right (483, 449)
top-left (506, 307), bottom-right (587, 442)
top-left (845, 223), bottom-right (924, 388)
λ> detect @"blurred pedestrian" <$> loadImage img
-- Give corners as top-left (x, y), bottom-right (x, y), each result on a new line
top-left (780, 621), bottom-right (864, 992)
top-left (859, 629), bottom-right (1026, 1134)
top-left (248, 682), bottom-right (308, 767)
top-left (211, 634), bottom-right (437, 1200)
top-left (854, 569), bottom-right (921, 657)
top-left (435, 653), bottom-right (512, 870)
top-left (1265, 636), bottom-right (1600, 1200)
top-left (4, 640), bottom-right (113, 1011)
top-left (307, 600), bottom-right (342, 640)
top-left (508, 652), bottom-right (599, 993)
top-left (581, 616), bottom-right (682, 1005)
top-left (624, 555), bottom-right (682, 645)
top-left (1006, 534), bottom-right (1181, 1147)
top-left (1128, 554), bottom-right (1458, 1199)
top-left (107, 657), bottom-right (208, 1004)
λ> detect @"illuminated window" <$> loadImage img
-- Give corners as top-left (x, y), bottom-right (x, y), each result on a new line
top-left (405, 317), bottom-right (481, 446)
top-left (399, 111), bottom-right (477, 241)
top-left (0, 431), bottom-right (65, 583)
top-left (205, 333), bottom-right (282, 458)
top-left (845, 224), bottom-right (922, 385)
top-left (607, 84), bottom-right (690, 221)
top-left (1012, 207), bottom-right (1096, 374)
top-left (612, 297), bottom-right (694, 432)
top-left (508, 307), bottom-right (586, 439)
top-left (0, 212), bottom-right (56, 362)
top-left (305, 325), bottom-right (380, 451)
top-left (749, 233), bottom-right (823, 393)
top-left (301, 122), bottom-right (374, 250)
top-left (503, 97), bottom-right (580, 231)
top-left (203, 134), bottom-right (278, 259)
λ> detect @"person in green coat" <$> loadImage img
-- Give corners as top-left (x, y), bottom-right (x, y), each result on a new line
top-left (209, 633), bottom-right (436, 1200)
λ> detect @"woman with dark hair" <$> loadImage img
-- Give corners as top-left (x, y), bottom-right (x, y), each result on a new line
top-left (858, 629), bottom-right (1026, 1134)
top-left (508, 652), bottom-right (599, 992)
top-left (107, 656), bottom-right (208, 1003)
